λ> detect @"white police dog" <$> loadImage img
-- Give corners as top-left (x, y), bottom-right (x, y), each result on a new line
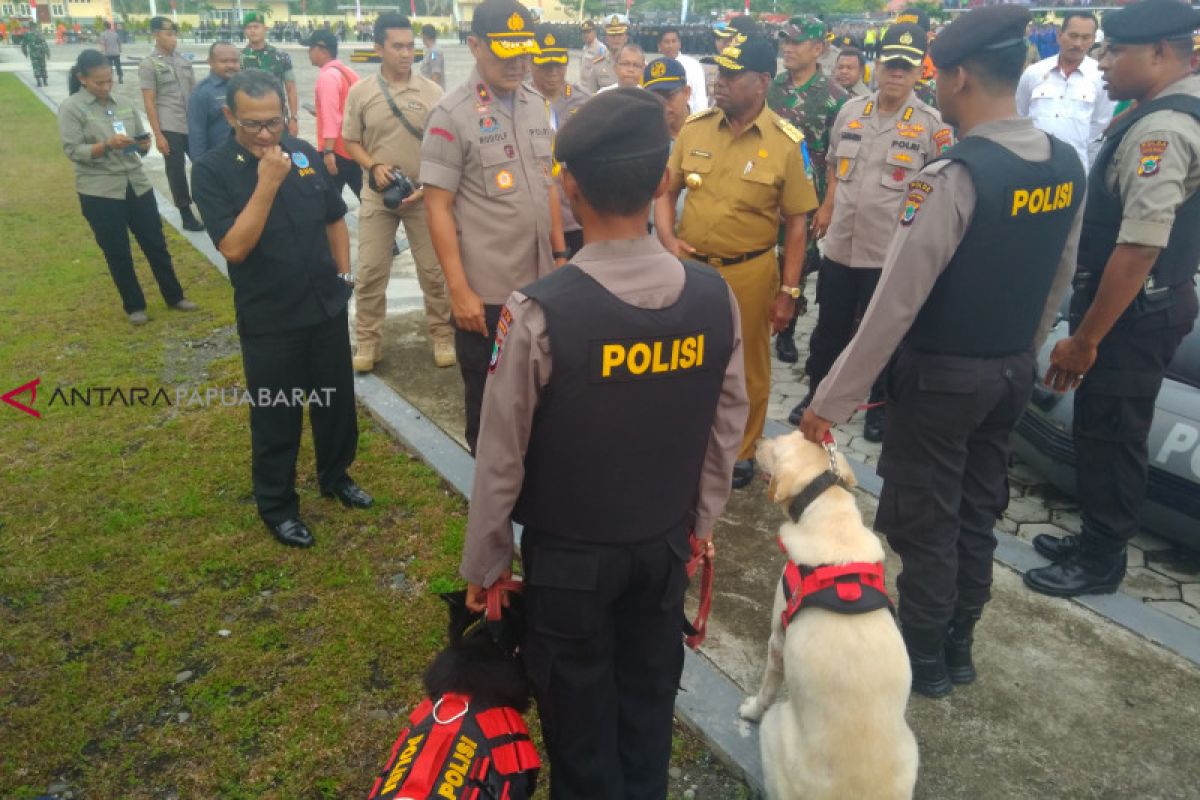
top-left (739, 431), bottom-right (917, 800)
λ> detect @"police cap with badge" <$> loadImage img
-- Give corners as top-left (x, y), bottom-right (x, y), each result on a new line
top-left (471, 0), bottom-right (540, 58)
top-left (642, 57), bottom-right (687, 94)
top-left (879, 22), bottom-right (928, 67)
top-left (1100, 0), bottom-right (1200, 44)
top-left (702, 34), bottom-right (778, 77)
top-left (555, 87), bottom-right (670, 172)
top-left (532, 23), bottom-right (567, 65)
top-left (929, 4), bottom-right (1031, 69)
top-left (604, 13), bottom-right (629, 36)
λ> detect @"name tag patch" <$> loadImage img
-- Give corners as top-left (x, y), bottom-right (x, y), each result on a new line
top-left (592, 332), bottom-right (707, 382)
top-left (1008, 181), bottom-right (1074, 217)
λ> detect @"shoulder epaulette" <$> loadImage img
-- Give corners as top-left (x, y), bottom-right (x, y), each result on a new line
top-left (685, 107), bottom-right (720, 124)
top-left (774, 117), bottom-right (805, 143)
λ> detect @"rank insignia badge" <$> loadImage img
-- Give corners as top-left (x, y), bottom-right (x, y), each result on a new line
top-left (1138, 140), bottom-right (1167, 177)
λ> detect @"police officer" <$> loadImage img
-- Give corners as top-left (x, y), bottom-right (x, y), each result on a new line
top-left (420, 0), bottom-right (566, 454)
top-left (657, 36), bottom-right (819, 488)
top-left (799, 5), bottom-right (1085, 697)
top-left (578, 19), bottom-right (610, 93)
top-left (769, 16), bottom-right (849, 363)
top-left (242, 12), bottom-right (299, 136)
top-left (788, 24), bottom-right (950, 442)
top-left (529, 23), bottom-right (591, 256)
top-left (1025, 0), bottom-right (1200, 598)
top-left (192, 71), bottom-right (373, 549)
top-left (460, 88), bottom-right (748, 800)
top-left (596, 14), bottom-right (630, 91)
top-left (419, 24), bottom-right (445, 89)
top-left (139, 17), bottom-right (204, 231)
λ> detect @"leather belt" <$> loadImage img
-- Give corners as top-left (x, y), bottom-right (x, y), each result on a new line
top-left (691, 245), bottom-right (772, 268)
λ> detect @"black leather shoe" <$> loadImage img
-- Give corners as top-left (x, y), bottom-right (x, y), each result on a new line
top-left (180, 209), bottom-right (205, 232)
top-left (862, 406), bottom-right (885, 443)
top-left (323, 480), bottom-right (374, 509)
top-left (1032, 533), bottom-right (1081, 562)
top-left (732, 460), bottom-right (754, 489)
top-left (775, 335), bottom-right (798, 364)
top-left (268, 518), bottom-right (314, 548)
top-left (945, 609), bottom-right (982, 685)
top-left (903, 626), bottom-right (954, 698)
top-left (786, 390), bottom-right (815, 426)
top-left (1023, 550), bottom-right (1126, 597)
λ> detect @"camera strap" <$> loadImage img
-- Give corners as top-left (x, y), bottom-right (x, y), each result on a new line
top-left (376, 74), bottom-right (425, 142)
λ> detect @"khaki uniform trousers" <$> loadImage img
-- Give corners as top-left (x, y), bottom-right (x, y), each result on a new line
top-left (714, 249), bottom-right (778, 461)
top-left (355, 199), bottom-right (452, 360)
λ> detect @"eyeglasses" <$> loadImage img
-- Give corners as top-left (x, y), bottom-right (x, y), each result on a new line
top-left (234, 116), bottom-right (286, 133)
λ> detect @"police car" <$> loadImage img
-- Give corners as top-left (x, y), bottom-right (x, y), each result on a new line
top-left (1012, 284), bottom-right (1200, 553)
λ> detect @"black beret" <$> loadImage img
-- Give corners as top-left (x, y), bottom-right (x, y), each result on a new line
top-left (1102, 0), bottom-right (1200, 44)
top-left (555, 88), bottom-right (670, 168)
top-left (930, 5), bottom-right (1031, 69)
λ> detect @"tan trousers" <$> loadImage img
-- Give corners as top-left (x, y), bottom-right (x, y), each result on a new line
top-left (716, 249), bottom-right (779, 461)
top-left (355, 200), bottom-right (452, 360)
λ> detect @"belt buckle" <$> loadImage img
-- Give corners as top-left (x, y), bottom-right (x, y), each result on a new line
top-left (707, 256), bottom-right (724, 268)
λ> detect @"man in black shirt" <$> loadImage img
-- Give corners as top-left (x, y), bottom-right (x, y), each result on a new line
top-left (193, 70), bottom-right (372, 549)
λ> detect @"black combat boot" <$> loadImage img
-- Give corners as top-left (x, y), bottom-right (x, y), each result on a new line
top-left (1032, 532), bottom-right (1081, 561)
top-left (1024, 547), bottom-right (1126, 598)
top-left (786, 388), bottom-right (815, 426)
top-left (945, 609), bottom-right (982, 685)
top-left (775, 314), bottom-right (798, 363)
top-left (903, 625), bottom-right (953, 698)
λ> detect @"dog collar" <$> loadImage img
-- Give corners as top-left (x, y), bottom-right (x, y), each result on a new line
top-left (786, 470), bottom-right (846, 522)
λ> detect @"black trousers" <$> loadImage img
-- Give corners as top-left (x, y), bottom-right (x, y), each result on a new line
top-left (331, 154), bottom-right (362, 200)
top-left (1073, 289), bottom-right (1198, 556)
top-left (804, 258), bottom-right (885, 403)
top-left (163, 130), bottom-right (191, 209)
top-left (521, 527), bottom-right (690, 800)
top-left (455, 303), bottom-right (502, 455)
top-left (106, 54), bottom-right (123, 82)
top-left (79, 185), bottom-right (184, 314)
top-left (875, 346), bottom-right (1035, 631)
top-left (239, 309), bottom-right (358, 526)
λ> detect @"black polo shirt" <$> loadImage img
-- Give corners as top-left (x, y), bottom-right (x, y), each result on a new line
top-left (193, 135), bottom-right (350, 336)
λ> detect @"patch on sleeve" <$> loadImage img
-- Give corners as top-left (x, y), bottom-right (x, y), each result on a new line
top-left (429, 126), bottom-right (455, 142)
top-left (901, 179), bottom-right (933, 227)
top-left (933, 127), bottom-right (953, 154)
top-left (1137, 139), bottom-right (1168, 177)
top-left (800, 139), bottom-right (814, 182)
top-left (489, 306), bottom-right (516, 373)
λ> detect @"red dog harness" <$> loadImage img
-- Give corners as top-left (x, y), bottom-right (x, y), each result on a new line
top-left (367, 692), bottom-right (541, 800)
top-left (778, 539), bottom-right (892, 629)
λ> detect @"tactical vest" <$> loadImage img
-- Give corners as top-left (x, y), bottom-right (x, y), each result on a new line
top-left (1077, 93), bottom-right (1200, 292)
top-left (513, 262), bottom-right (734, 543)
top-left (906, 135), bottom-right (1084, 357)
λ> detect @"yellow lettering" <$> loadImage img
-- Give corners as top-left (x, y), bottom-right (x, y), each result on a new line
top-left (438, 782), bottom-right (457, 799)
top-left (627, 343), bottom-right (651, 375)
top-left (696, 334), bottom-right (704, 367)
top-left (670, 338), bottom-right (680, 370)
top-left (1063, 181), bottom-right (1073, 208)
top-left (382, 734), bottom-right (425, 794)
top-left (679, 337), bottom-right (696, 369)
top-left (601, 344), bottom-right (625, 378)
top-left (1011, 189), bottom-right (1029, 216)
top-left (651, 341), bottom-right (670, 373)
top-left (436, 735), bottom-right (476, 798)
top-left (1029, 187), bottom-right (1045, 213)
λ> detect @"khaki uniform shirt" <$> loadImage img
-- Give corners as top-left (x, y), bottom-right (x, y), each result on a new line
top-left (823, 93), bottom-right (950, 268)
top-left (669, 105), bottom-right (819, 258)
top-left (460, 236), bottom-right (749, 587)
top-left (1105, 73), bottom-right (1200, 249)
top-left (58, 89), bottom-right (153, 199)
top-left (420, 45), bottom-right (445, 88)
top-left (343, 71), bottom-right (443, 207)
top-left (579, 39), bottom-right (612, 93)
top-left (137, 48), bottom-right (195, 134)
top-left (99, 29), bottom-right (121, 56)
top-left (539, 81), bottom-right (591, 233)
top-left (846, 80), bottom-right (870, 98)
top-left (811, 118), bottom-right (1084, 423)
top-left (420, 69), bottom-right (556, 304)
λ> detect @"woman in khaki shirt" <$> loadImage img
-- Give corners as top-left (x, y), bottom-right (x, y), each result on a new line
top-left (59, 49), bottom-right (196, 325)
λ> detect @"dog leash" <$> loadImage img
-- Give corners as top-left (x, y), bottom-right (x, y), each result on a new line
top-left (486, 578), bottom-right (525, 623)
top-left (685, 532), bottom-right (714, 650)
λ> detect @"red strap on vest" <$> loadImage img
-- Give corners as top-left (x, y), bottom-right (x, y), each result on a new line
top-left (486, 578), bottom-right (524, 622)
top-left (685, 531), bottom-right (714, 649)
top-left (780, 560), bottom-right (888, 629)
top-left (395, 693), bottom-right (469, 798)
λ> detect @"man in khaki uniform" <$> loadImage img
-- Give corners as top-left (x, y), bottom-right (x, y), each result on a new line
top-left (578, 20), bottom-right (609, 93)
top-left (139, 17), bottom-right (203, 231)
top-left (343, 13), bottom-right (453, 371)
top-left (789, 23), bottom-right (950, 442)
top-left (656, 36), bottom-right (819, 488)
top-left (421, 0), bottom-right (565, 453)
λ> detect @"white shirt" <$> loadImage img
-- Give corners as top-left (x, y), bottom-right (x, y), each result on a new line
top-left (1016, 55), bottom-right (1114, 171)
top-left (674, 53), bottom-right (708, 113)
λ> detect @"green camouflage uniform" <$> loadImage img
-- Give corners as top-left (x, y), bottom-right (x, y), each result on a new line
top-left (915, 78), bottom-right (938, 109)
top-left (23, 29), bottom-right (49, 86)
top-left (240, 44), bottom-right (295, 85)
top-left (766, 69), bottom-right (848, 202)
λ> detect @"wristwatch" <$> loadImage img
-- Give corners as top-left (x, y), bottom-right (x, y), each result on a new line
top-left (552, 250), bottom-right (571, 260)
top-left (339, 272), bottom-right (356, 287)
top-left (779, 285), bottom-right (802, 299)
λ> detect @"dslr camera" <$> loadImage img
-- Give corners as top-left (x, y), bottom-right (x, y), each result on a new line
top-left (370, 166), bottom-right (417, 209)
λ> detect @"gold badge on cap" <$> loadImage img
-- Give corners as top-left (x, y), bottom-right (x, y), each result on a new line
top-left (545, 33), bottom-right (556, 45)
top-left (685, 173), bottom-right (703, 190)
top-left (507, 13), bottom-right (524, 31)
top-left (899, 32), bottom-right (913, 45)
top-left (651, 61), bottom-right (667, 78)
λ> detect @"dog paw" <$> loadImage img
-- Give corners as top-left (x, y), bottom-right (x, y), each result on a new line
top-left (738, 696), bottom-right (766, 722)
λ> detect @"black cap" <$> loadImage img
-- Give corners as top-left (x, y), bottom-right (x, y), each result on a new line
top-left (642, 57), bottom-right (687, 93)
top-left (930, 5), bottom-right (1031, 70)
top-left (879, 23), bottom-right (927, 67)
top-left (728, 15), bottom-right (758, 35)
top-left (701, 35), bottom-right (778, 77)
top-left (836, 34), bottom-right (863, 50)
top-left (555, 87), bottom-right (670, 168)
top-left (1102, 0), bottom-right (1200, 45)
top-left (894, 7), bottom-right (931, 32)
top-left (149, 16), bottom-right (176, 32)
top-left (532, 24), bottom-right (567, 64)
top-left (471, 0), bottom-right (540, 58)
top-left (581, 19), bottom-right (596, 32)
top-left (300, 29), bottom-right (338, 51)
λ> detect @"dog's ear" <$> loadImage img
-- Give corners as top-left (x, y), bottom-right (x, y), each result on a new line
top-left (441, 591), bottom-right (485, 643)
